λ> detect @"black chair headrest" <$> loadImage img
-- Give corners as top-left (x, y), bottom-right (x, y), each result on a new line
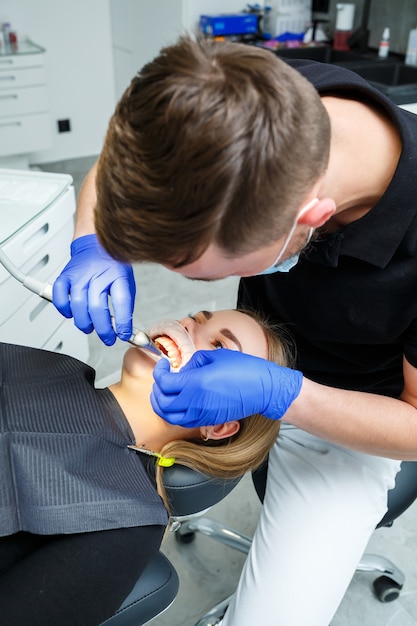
top-left (163, 463), bottom-right (242, 516)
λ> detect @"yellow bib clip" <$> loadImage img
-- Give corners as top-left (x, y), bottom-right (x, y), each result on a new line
top-left (127, 444), bottom-right (175, 467)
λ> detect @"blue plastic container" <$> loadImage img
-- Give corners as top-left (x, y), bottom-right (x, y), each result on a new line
top-left (199, 14), bottom-right (259, 37)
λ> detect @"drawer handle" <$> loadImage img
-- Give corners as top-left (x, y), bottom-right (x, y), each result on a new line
top-left (0, 75), bottom-right (16, 81)
top-left (0, 59), bottom-right (13, 65)
top-left (23, 223), bottom-right (49, 250)
top-left (0, 121), bottom-right (21, 128)
top-left (0, 94), bottom-right (18, 100)
top-left (27, 254), bottom-right (49, 277)
top-left (29, 298), bottom-right (49, 322)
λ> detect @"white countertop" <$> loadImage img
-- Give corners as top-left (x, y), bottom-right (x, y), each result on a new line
top-left (0, 169), bottom-right (73, 244)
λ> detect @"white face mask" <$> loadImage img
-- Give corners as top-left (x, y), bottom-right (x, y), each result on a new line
top-left (256, 198), bottom-right (318, 275)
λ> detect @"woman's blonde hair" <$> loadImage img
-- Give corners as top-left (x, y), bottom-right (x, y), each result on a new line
top-left (155, 309), bottom-right (294, 512)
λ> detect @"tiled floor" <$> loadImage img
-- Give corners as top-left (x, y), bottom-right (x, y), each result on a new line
top-left (39, 158), bottom-right (417, 626)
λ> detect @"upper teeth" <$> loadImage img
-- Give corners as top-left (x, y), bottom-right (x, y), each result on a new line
top-left (154, 336), bottom-right (181, 369)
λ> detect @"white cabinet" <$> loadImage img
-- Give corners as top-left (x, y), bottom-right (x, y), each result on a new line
top-left (0, 169), bottom-right (88, 362)
top-left (0, 41), bottom-right (52, 165)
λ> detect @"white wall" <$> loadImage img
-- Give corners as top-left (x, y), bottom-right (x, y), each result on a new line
top-left (0, 0), bottom-right (116, 164)
top-left (111, 0), bottom-right (184, 100)
top-left (1, 0), bottom-right (256, 164)
top-left (111, 0), bottom-right (247, 100)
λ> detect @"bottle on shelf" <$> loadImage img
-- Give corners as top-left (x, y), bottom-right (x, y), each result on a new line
top-left (405, 26), bottom-right (417, 67)
top-left (2, 22), bottom-right (11, 44)
top-left (333, 3), bottom-right (355, 52)
top-left (378, 27), bottom-right (390, 58)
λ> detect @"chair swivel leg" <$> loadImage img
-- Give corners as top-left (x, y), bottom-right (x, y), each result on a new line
top-left (357, 553), bottom-right (405, 602)
top-left (194, 596), bottom-right (231, 626)
top-left (176, 516), bottom-right (252, 553)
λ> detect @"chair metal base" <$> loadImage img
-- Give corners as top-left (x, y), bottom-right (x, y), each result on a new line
top-left (357, 553), bottom-right (404, 602)
top-left (194, 598), bottom-right (229, 626)
top-left (177, 516), bottom-right (252, 554)
top-left (184, 517), bottom-right (407, 626)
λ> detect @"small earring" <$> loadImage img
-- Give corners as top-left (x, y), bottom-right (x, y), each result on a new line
top-left (201, 430), bottom-right (210, 442)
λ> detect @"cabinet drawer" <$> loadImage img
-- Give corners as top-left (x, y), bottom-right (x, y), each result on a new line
top-left (0, 111), bottom-right (51, 156)
top-left (0, 291), bottom-right (66, 347)
top-left (0, 297), bottom-right (89, 361)
top-left (0, 66), bottom-right (46, 89)
top-left (0, 85), bottom-right (49, 117)
top-left (42, 320), bottom-right (90, 362)
top-left (0, 53), bottom-right (45, 70)
top-left (0, 185), bottom-right (75, 262)
top-left (0, 214), bottom-right (75, 324)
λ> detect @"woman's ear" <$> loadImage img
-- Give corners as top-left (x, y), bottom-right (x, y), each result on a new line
top-left (201, 421), bottom-right (240, 441)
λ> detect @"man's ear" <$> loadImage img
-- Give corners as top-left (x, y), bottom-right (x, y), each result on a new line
top-left (201, 421), bottom-right (240, 441)
top-left (297, 198), bottom-right (336, 228)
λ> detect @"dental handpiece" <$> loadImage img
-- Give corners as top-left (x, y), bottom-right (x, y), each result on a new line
top-left (112, 318), bottom-right (168, 360)
top-left (0, 247), bottom-right (167, 360)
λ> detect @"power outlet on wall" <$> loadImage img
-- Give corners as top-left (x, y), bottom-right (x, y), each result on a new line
top-left (57, 119), bottom-right (71, 133)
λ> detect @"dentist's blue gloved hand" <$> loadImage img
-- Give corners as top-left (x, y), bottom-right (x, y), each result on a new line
top-left (151, 349), bottom-right (303, 427)
top-left (52, 234), bottom-right (136, 346)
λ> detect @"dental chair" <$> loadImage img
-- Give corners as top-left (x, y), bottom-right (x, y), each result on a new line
top-left (100, 465), bottom-right (242, 626)
top-left (100, 458), bottom-right (417, 626)
top-left (189, 459), bottom-right (417, 626)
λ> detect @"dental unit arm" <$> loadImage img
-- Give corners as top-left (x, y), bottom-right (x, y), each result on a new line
top-left (0, 247), bottom-right (166, 359)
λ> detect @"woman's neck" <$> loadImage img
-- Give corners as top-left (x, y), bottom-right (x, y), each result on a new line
top-left (109, 375), bottom-right (161, 448)
top-left (109, 370), bottom-right (199, 452)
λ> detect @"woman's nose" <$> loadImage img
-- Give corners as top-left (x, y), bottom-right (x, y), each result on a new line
top-left (179, 316), bottom-right (196, 338)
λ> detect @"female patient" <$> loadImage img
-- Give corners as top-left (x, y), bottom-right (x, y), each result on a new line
top-left (0, 308), bottom-right (290, 626)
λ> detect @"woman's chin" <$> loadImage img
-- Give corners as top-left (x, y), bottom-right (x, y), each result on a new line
top-left (123, 346), bottom-right (157, 376)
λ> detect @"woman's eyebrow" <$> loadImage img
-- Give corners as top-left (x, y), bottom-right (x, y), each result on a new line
top-left (220, 329), bottom-right (242, 352)
top-left (199, 311), bottom-right (243, 351)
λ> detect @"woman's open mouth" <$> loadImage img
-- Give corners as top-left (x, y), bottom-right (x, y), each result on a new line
top-left (147, 320), bottom-right (196, 371)
top-left (154, 335), bottom-right (182, 369)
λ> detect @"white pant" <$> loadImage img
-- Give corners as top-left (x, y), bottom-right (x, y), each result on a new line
top-left (222, 424), bottom-right (401, 626)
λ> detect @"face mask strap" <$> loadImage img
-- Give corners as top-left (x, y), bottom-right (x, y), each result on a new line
top-left (271, 198), bottom-right (319, 268)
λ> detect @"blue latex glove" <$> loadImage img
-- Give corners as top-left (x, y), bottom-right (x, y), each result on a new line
top-left (53, 234), bottom-right (136, 346)
top-left (151, 349), bottom-right (303, 427)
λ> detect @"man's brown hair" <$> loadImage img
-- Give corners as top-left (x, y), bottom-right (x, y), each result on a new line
top-left (95, 34), bottom-right (330, 266)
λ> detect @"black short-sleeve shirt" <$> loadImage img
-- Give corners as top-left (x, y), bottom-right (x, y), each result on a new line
top-left (238, 60), bottom-right (417, 399)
